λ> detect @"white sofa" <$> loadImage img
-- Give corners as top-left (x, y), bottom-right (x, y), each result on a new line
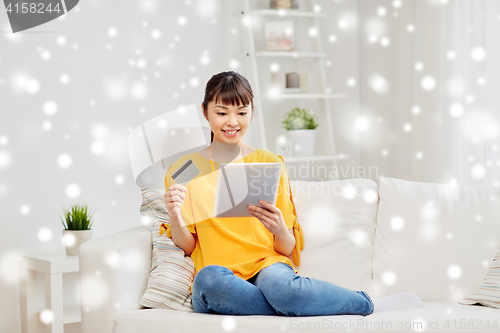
top-left (79, 177), bottom-right (500, 333)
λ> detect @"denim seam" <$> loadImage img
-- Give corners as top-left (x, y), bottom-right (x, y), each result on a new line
top-left (360, 291), bottom-right (374, 315)
top-left (270, 305), bottom-right (315, 317)
top-left (258, 263), bottom-right (299, 316)
top-left (192, 295), bottom-right (244, 315)
top-left (265, 290), bottom-right (374, 317)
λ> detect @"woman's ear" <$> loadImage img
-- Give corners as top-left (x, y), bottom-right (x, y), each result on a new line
top-left (201, 103), bottom-right (209, 121)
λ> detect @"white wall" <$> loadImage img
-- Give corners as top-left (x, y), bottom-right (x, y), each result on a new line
top-left (0, 1), bottom-right (363, 332)
top-left (358, 0), bottom-right (500, 186)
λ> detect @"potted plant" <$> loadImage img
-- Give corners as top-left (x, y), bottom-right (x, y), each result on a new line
top-left (281, 107), bottom-right (319, 156)
top-left (60, 202), bottom-right (95, 256)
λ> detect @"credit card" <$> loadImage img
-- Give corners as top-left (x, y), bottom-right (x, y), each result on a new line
top-left (171, 158), bottom-right (200, 186)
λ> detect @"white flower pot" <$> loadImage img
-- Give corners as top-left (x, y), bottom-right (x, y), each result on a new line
top-left (63, 230), bottom-right (93, 256)
top-left (287, 129), bottom-right (316, 156)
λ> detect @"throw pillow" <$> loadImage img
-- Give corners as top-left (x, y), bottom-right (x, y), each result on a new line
top-left (139, 188), bottom-right (195, 312)
top-left (459, 246), bottom-right (500, 309)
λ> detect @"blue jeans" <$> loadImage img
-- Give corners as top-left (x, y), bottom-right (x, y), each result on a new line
top-left (191, 262), bottom-right (374, 316)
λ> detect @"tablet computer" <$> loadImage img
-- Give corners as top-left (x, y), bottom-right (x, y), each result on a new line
top-left (214, 162), bottom-right (282, 218)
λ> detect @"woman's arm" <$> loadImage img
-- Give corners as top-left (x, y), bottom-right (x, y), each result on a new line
top-left (164, 182), bottom-right (196, 256)
top-left (248, 200), bottom-right (296, 257)
top-left (274, 228), bottom-right (295, 257)
top-left (169, 211), bottom-right (196, 256)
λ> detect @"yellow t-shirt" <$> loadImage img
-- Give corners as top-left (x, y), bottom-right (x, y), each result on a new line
top-left (164, 148), bottom-right (304, 293)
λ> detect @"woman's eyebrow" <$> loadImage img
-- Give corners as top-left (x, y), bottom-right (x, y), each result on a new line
top-left (214, 105), bottom-right (249, 109)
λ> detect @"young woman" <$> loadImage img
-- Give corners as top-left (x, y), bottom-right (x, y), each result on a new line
top-left (163, 71), bottom-right (424, 316)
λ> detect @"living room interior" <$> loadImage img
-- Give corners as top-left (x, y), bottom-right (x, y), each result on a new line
top-left (1, 0), bottom-right (500, 332)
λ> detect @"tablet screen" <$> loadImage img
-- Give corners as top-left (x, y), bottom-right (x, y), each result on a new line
top-left (214, 163), bottom-right (282, 218)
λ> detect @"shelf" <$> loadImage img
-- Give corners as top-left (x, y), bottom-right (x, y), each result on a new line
top-left (252, 51), bottom-right (327, 58)
top-left (38, 304), bottom-right (81, 324)
top-left (249, 9), bottom-right (326, 17)
top-left (282, 154), bottom-right (349, 163)
top-left (242, 0), bottom-right (343, 173)
top-left (19, 254), bottom-right (79, 274)
top-left (261, 93), bottom-right (347, 99)
top-left (63, 304), bottom-right (81, 324)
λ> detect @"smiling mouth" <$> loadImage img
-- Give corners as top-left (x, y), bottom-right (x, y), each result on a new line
top-left (222, 129), bottom-right (240, 134)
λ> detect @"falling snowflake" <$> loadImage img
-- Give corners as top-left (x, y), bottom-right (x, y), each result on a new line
top-left (308, 27), bottom-right (318, 37)
top-left (90, 141), bottom-right (105, 155)
top-left (471, 47), bottom-right (486, 62)
top-left (390, 216), bottom-right (405, 230)
top-left (342, 184), bottom-right (356, 199)
top-left (115, 175), bottom-right (125, 185)
top-left (20, 205), bottom-right (30, 215)
top-left (377, 7), bottom-right (387, 16)
top-left (449, 103), bottom-right (464, 118)
top-left (151, 29), bottom-right (161, 39)
top-left (354, 116), bottom-right (369, 131)
top-left (421, 76), bottom-right (436, 91)
top-left (382, 271), bottom-right (396, 285)
top-left (369, 74), bottom-right (390, 94)
top-left (66, 184), bottom-right (81, 198)
top-left (107, 27), bottom-right (118, 38)
top-left (38, 228), bottom-right (53, 242)
top-left (189, 77), bottom-right (199, 87)
top-left (130, 82), bottom-right (148, 100)
top-left (57, 154), bottom-right (72, 168)
top-left (447, 265), bottom-right (462, 280)
top-left (60, 74), bottom-right (70, 84)
top-left (470, 164), bottom-right (486, 179)
top-left (177, 16), bottom-right (187, 26)
top-left (380, 37), bottom-right (390, 47)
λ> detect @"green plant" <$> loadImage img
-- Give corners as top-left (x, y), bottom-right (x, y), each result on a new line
top-left (60, 201), bottom-right (95, 230)
top-left (281, 107), bottom-right (319, 130)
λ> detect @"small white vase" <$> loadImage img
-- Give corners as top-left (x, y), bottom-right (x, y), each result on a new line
top-left (63, 230), bottom-right (93, 256)
top-left (287, 129), bottom-right (316, 156)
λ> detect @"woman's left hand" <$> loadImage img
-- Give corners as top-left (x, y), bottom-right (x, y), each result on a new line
top-left (247, 200), bottom-right (288, 238)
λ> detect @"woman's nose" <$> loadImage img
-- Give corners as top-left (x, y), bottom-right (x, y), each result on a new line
top-left (227, 117), bottom-right (238, 127)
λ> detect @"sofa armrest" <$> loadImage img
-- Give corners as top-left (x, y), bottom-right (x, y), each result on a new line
top-left (79, 226), bottom-right (152, 333)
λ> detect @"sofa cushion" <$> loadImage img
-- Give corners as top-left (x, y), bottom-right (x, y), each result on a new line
top-left (139, 188), bottom-right (195, 312)
top-left (114, 302), bottom-right (500, 333)
top-left (373, 178), bottom-right (500, 301)
top-left (290, 178), bottom-right (379, 295)
top-left (459, 245), bottom-right (500, 309)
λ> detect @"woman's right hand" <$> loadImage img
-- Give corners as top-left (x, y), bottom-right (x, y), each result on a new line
top-left (164, 184), bottom-right (188, 217)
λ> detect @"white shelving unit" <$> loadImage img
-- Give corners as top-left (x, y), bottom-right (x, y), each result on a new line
top-left (19, 253), bottom-right (81, 333)
top-left (239, 0), bottom-right (348, 173)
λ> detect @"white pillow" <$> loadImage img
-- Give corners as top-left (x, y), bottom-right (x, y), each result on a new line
top-left (373, 177), bottom-right (500, 301)
top-left (139, 188), bottom-right (195, 312)
top-left (459, 246), bottom-right (500, 309)
top-left (290, 179), bottom-right (379, 295)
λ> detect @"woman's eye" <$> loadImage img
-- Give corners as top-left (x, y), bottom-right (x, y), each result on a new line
top-left (216, 112), bottom-right (247, 116)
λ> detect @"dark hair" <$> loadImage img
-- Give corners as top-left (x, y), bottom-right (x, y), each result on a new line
top-left (202, 71), bottom-right (255, 143)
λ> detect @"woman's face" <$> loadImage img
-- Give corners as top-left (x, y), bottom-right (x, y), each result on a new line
top-left (202, 99), bottom-right (252, 145)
